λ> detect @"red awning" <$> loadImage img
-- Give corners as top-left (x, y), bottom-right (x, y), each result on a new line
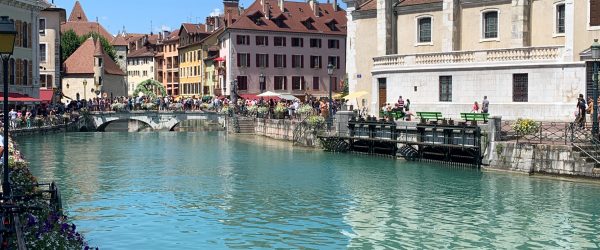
top-left (0, 92), bottom-right (41, 103)
top-left (39, 89), bottom-right (54, 104)
top-left (214, 57), bottom-right (225, 62)
top-left (239, 94), bottom-right (259, 100)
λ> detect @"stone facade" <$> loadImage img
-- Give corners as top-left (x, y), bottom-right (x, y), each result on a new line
top-left (39, 7), bottom-right (66, 90)
top-left (345, 0), bottom-right (600, 121)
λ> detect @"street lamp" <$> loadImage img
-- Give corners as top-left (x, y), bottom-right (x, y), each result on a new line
top-left (0, 16), bottom-right (16, 200)
top-left (231, 79), bottom-right (238, 105)
top-left (82, 79), bottom-right (87, 100)
top-left (591, 39), bottom-right (600, 137)
top-left (327, 63), bottom-right (335, 129)
top-left (259, 73), bottom-right (265, 93)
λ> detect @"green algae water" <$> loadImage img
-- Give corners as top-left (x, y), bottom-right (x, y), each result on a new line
top-left (16, 132), bottom-right (600, 249)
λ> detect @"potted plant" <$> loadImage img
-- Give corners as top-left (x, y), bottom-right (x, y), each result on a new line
top-left (274, 103), bottom-right (287, 119)
top-left (512, 118), bottom-right (540, 138)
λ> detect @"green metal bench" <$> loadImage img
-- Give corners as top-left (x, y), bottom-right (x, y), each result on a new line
top-left (380, 110), bottom-right (405, 120)
top-left (417, 112), bottom-right (444, 121)
top-left (461, 113), bottom-right (489, 123)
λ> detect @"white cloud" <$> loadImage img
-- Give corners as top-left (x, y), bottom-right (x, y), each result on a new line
top-left (209, 8), bottom-right (222, 17)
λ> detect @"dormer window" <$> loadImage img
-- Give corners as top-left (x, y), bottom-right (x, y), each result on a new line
top-left (272, 13), bottom-right (288, 28)
top-left (247, 10), bottom-right (265, 25)
top-left (302, 17), bottom-right (315, 30)
top-left (325, 19), bottom-right (338, 31)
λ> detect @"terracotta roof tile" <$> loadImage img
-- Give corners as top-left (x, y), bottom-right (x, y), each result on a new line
top-left (93, 38), bottom-right (103, 56)
top-left (181, 23), bottom-right (207, 34)
top-left (111, 34), bottom-right (128, 46)
top-left (61, 21), bottom-right (114, 41)
top-left (68, 1), bottom-right (88, 22)
top-left (357, 0), bottom-right (376, 11)
top-left (64, 38), bottom-right (125, 76)
top-left (128, 47), bottom-right (156, 58)
top-left (228, 0), bottom-right (346, 35)
top-left (399, 0), bottom-right (442, 6)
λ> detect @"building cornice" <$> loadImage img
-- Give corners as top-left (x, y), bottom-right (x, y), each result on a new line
top-left (395, 2), bottom-right (443, 15)
top-left (460, 0), bottom-right (512, 9)
top-left (1, 0), bottom-right (51, 11)
top-left (352, 9), bottom-right (376, 20)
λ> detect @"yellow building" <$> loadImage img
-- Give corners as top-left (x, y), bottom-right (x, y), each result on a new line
top-left (199, 24), bottom-right (224, 97)
top-left (178, 23), bottom-right (210, 97)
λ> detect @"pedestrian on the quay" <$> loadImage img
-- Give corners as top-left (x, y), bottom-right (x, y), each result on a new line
top-left (576, 94), bottom-right (587, 128)
top-left (472, 101), bottom-right (480, 113)
top-left (482, 96), bottom-right (489, 114)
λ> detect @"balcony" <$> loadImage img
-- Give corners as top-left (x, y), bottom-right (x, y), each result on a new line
top-left (373, 46), bottom-right (565, 71)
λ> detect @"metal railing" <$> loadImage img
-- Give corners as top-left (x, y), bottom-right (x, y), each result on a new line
top-left (499, 121), bottom-right (587, 145)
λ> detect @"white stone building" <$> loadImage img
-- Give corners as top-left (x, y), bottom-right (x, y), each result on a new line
top-left (39, 6), bottom-right (66, 90)
top-left (345, 0), bottom-right (600, 121)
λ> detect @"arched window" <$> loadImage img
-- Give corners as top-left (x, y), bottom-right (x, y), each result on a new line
top-left (482, 10), bottom-right (499, 39)
top-left (417, 16), bottom-right (432, 43)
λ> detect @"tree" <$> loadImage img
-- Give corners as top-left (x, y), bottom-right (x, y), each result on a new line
top-left (60, 30), bottom-right (117, 62)
top-left (61, 30), bottom-right (81, 62)
top-left (133, 79), bottom-right (167, 99)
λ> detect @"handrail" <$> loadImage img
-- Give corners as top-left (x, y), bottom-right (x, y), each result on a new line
top-left (292, 115), bottom-right (312, 145)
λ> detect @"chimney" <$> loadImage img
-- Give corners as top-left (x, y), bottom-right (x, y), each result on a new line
top-left (333, 0), bottom-right (337, 11)
top-left (266, 2), bottom-right (271, 19)
top-left (309, 0), bottom-right (319, 17)
top-left (279, 0), bottom-right (284, 12)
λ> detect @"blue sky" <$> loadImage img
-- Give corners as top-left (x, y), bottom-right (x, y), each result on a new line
top-left (53, 0), bottom-right (347, 35)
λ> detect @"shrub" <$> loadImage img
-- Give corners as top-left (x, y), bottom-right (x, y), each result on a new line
top-left (274, 103), bottom-right (287, 114)
top-left (142, 103), bottom-right (156, 110)
top-left (512, 118), bottom-right (540, 136)
top-left (307, 115), bottom-right (325, 127)
top-left (111, 103), bottom-right (126, 112)
top-left (257, 106), bottom-right (269, 114)
top-left (298, 104), bottom-right (314, 115)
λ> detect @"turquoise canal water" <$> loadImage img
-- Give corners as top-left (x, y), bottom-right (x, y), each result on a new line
top-left (16, 132), bottom-right (600, 249)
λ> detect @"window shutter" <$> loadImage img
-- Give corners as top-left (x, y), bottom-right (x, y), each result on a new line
top-left (266, 55), bottom-right (269, 68)
top-left (284, 55), bottom-right (287, 68)
top-left (301, 56), bottom-right (304, 68)
top-left (256, 54), bottom-right (260, 67)
top-left (15, 21), bottom-right (21, 47)
top-left (592, 0), bottom-right (600, 26)
top-left (237, 54), bottom-right (241, 67)
top-left (284, 77), bottom-right (287, 90)
top-left (28, 23), bottom-right (32, 48)
top-left (28, 61), bottom-right (32, 86)
top-left (247, 54), bottom-right (251, 67)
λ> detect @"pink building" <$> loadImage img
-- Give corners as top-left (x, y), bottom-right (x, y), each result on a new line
top-left (218, 0), bottom-right (346, 99)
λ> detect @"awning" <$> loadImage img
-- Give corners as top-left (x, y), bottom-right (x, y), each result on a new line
top-left (214, 57), bottom-right (226, 62)
top-left (279, 94), bottom-right (299, 101)
top-left (0, 92), bottom-right (42, 104)
top-left (343, 91), bottom-right (368, 99)
top-left (239, 94), bottom-right (259, 100)
top-left (39, 89), bottom-right (54, 104)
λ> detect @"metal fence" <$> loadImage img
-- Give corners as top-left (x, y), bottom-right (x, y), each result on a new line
top-left (500, 121), bottom-right (593, 145)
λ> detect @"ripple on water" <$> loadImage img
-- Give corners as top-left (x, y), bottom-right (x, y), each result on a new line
top-left (15, 133), bottom-right (600, 249)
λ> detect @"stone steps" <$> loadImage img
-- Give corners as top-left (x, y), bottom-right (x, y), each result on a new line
top-left (236, 119), bottom-right (255, 134)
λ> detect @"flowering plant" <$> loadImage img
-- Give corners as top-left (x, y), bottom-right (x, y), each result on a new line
top-left (220, 106), bottom-right (230, 114)
top-left (257, 106), bottom-right (269, 114)
top-left (274, 103), bottom-right (287, 114)
top-left (111, 103), bottom-right (126, 112)
top-left (307, 115), bottom-right (325, 128)
top-left (298, 104), bottom-right (314, 115)
top-left (142, 103), bottom-right (156, 110)
top-left (512, 118), bottom-right (540, 136)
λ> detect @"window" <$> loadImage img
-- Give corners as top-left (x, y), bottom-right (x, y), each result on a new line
top-left (328, 56), bottom-right (340, 69)
top-left (417, 17), bottom-right (432, 43)
top-left (513, 73), bottom-right (528, 102)
top-left (22, 60), bottom-right (28, 85)
top-left (292, 76), bottom-right (304, 90)
top-left (591, 0), bottom-right (600, 26)
top-left (22, 22), bottom-right (28, 48)
top-left (237, 76), bottom-right (248, 90)
top-left (40, 44), bottom-right (47, 62)
top-left (143, 71), bottom-right (148, 77)
top-left (274, 37), bottom-right (286, 47)
top-left (40, 74), bottom-right (49, 88)
top-left (274, 76), bottom-right (287, 90)
top-left (310, 38), bottom-right (322, 48)
top-left (439, 76), bottom-right (452, 102)
top-left (39, 18), bottom-right (46, 36)
top-left (8, 59), bottom-right (14, 85)
top-left (98, 58), bottom-right (103, 67)
top-left (292, 55), bottom-right (304, 68)
top-left (332, 77), bottom-right (338, 91)
top-left (292, 37), bottom-right (303, 47)
top-left (256, 54), bottom-right (269, 68)
top-left (310, 56), bottom-right (322, 69)
top-left (328, 39), bottom-right (340, 49)
top-left (303, 20), bottom-right (315, 30)
top-left (236, 35), bottom-right (250, 45)
top-left (237, 53), bottom-right (250, 67)
top-left (556, 3), bottom-right (565, 34)
top-left (274, 54), bottom-right (287, 68)
top-left (256, 36), bottom-right (269, 46)
top-left (312, 77), bottom-right (320, 90)
top-left (483, 11), bottom-right (498, 39)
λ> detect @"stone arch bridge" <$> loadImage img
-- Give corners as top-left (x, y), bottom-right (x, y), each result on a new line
top-left (85, 111), bottom-right (224, 131)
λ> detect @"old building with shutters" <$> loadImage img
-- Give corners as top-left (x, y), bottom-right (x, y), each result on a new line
top-left (218, 0), bottom-right (347, 99)
top-left (345, 0), bottom-right (600, 121)
top-left (0, 0), bottom-right (51, 102)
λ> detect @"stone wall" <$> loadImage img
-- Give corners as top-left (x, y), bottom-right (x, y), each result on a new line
top-left (486, 141), bottom-right (600, 178)
top-left (254, 118), bottom-right (320, 147)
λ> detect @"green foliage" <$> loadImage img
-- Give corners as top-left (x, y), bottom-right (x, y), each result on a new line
top-left (133, 79), bottom-right (167, 99)
top-left (60, 30), bottom-right (117, 62)
top-left (274, 103), bottom-right (287, 114)
top-left (60, 30), bottom-right (81, 62)
top-left (257, 106), bottom-right (269, 114)
top-left (111, 103), bottom-right (126, 112)
top-left (307, 115), bottom-right (325, 127)
top-left (298, 104), bottom-right (314, 115)
top-left (342, 77), bottom-right (349, 96)
top-left (512, 118), bottom-right (540, 136)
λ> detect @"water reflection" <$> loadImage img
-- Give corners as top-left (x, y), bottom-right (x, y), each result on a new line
top-left (16, 133), bottom-right (600, 249)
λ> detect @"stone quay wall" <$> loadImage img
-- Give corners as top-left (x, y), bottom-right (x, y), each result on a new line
top-left (483, 117), bottom-right (600, 178)
top-left (253, 118), bottom-right (320, 147)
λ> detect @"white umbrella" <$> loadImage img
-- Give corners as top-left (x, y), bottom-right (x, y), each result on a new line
top-left (257, 91), bottom-right (281, 97)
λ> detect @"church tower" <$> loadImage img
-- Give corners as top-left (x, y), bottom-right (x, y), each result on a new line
top-left (93, 38), bottom-right (105, 95)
